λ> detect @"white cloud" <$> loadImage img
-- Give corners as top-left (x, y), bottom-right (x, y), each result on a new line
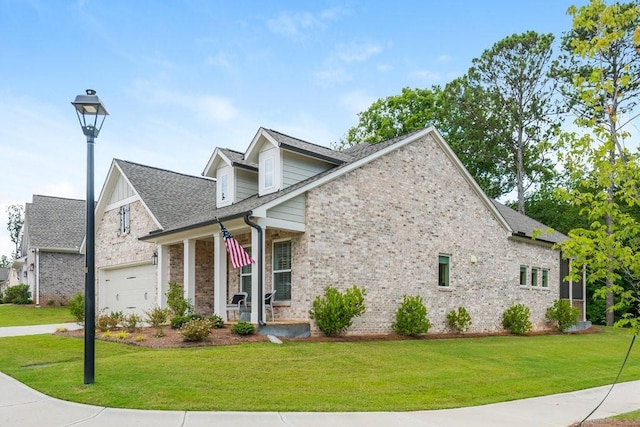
top-left (315, 68), bottom-right (352, 85)
top-left (335, 42), bottom-right (383, 63)
top-left (34, 181), bottom-right (81, 199)
top-left (377, 64), bottom-right (392, 72)
top-left (205, 52), bottom-right (233, 72)
top-left (266, 7), bottom-right (349, 39)
top-left (436, 54), bottom-right (452, 64)
top-left (340, 91), bottom-right (376, 117)
top-left (266, 11), bottom-right (321, 38)
top-left (196, 96), bottom-right (238, 122)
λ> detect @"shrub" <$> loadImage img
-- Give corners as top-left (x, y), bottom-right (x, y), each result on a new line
top-left (115, 331), bottom-right (129, 340)
top-left (171, 313), bottom-right (204, 329)
top-left (309, 285), bottom-right (366, 337)
top-left (545, 299), bottom-right (580, 332)
top-left (446, 306), bottom-right (472, 333)
top-left (392, 295), bottom-right (431, 336)
top-left (145, 305), bottom-right (171, 337)
top-left (209, 314), bottom-right (225, 329)
top-left (166, 282), bottom-right (193, 317)
top-left (502, 303), bottom-right (532, 334)
top-left (180, 318), bottom-right (212, 342)
top-left (96, 310), bottom-right (122, 332)
top-left (3, 284), bottom-right (32, 304)
top-left (122, 313), bottom-right (142, 332)
top-left (69, 292), bottom-right (85, 325)
top-left (231, 321), bottom-right (255, 336)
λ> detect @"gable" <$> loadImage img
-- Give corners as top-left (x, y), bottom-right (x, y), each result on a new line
top-left (107, 174), bottom-right (136, 207)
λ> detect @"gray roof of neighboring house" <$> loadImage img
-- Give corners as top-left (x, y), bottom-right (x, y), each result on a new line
top-left (24, 195), bottom-right (86, 251)
top-left (491, 200), bottom-right (567, 244)
top-left (115, 159), bottom-right (217, 231)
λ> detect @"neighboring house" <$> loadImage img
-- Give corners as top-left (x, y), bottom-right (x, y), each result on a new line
top-left (94, 126), bottom-right (583, 334)
top-left (0, 268), bottom-right (9, 296)
top-left (15, 195), bottom-right (86, 305)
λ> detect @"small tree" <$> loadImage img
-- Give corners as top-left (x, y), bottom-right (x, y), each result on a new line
top-left (166, 282), bottom-right (193, 317)
top-left (309, 285), bottom-right (366, 336)
top-left (145, 305), bottom-right (171, 337)
top-left (392, 295), bottom-right (431, 336)
top-left (6, 205), bottom-right (24, 258)
top-left (69, 292), bottom-right (85, 325)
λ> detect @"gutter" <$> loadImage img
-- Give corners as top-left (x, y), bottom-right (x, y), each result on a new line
top-left (139, 211), bottom-right (252, 241)
top-left (243, 215), bottom-right (266, 326)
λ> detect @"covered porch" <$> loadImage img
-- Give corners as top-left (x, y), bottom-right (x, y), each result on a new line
top-left (144, 214), bottom-right (305, 325)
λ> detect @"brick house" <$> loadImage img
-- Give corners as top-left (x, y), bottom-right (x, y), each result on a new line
top-left (94, 126), bottom-right (584, 334)
top-left (15, 195), bottom-right (86, 305)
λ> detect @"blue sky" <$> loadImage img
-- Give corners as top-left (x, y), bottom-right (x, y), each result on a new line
top-left (0, 0), bottom-right (579, 257)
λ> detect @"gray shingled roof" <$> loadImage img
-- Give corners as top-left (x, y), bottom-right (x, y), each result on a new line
top-left (491, 200), bottom-right (567, 244)
top-left (115, 160), bottom-right (217, 231)
top-left (24, 195), bottom-right (86, 250)
top-left (219, 148), bottom-right (257, 170)
top-left (264, 129), bottom-right (354, 164)
top-left (137, 127), bottom-right (562, 245)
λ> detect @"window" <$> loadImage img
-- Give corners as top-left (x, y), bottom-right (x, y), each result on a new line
top-left (264, 157), bottom-right (273, 188)
top-left (220, 174), bottom-right (228, 201)
top-left (119, 204), bottom-right (130, 234)
top-left (273, 240), bottom-right (291, 300)
top-left (542, 269), bottom-right (549, 288)
top-left (531, 267), bottom-right (539, 287)
top-left (520, 266), bottom-right (528, 286)
top-left (240, 247), bottom-right (252, 301)
top-left (438, 254), bottom-right (450, 287)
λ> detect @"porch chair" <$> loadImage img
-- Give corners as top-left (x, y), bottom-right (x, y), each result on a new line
top-left (226, 292), bottom-right (248, 320)
top-left (264, 289), bottom-right (276, 321)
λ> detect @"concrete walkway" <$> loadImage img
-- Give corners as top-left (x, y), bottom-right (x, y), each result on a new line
top-left (0, 324), bottom-right (639, 426)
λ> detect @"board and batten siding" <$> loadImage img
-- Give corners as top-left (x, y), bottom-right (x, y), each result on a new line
top-left (236, 169), bottom-right (258, 200)
top-left (267, 194), bottom-right (306, 223)
top-left (108, 174), bottom-right (135, 205)
top-left (282, 151), bottom-right (333, 188)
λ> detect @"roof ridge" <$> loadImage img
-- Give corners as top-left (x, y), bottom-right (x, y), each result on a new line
top-left (266, 128), bottom-right (339, 153)
top-left (115, 159), bottom-right (214, 181)
top-left (32, 194), bottom-right (85, 202)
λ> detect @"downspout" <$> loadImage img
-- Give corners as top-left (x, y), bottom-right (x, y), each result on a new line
top-left (243, 215), bottom-right (265, 326)
top-left (35, 248), bottom-right (40, 306)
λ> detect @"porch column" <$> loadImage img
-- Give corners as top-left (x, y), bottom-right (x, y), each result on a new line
top-left (568, 259), bottom-right (573, 307)
top-left (214, 232), bottom-right (228, 320)
top-left (184, 239), bottom-right (196, 305)
top-left (250, 225), bottom-right (265, 324)
top-left (157, 245), bottom-right (169, 308)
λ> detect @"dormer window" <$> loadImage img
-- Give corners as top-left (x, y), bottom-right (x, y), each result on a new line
top-left (264, 157), bottom-right (273, 188)
top-left (220, 174), bottom-right (228, 201)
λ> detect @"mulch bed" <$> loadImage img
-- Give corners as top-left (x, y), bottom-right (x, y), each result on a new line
top-left (56, 325), bottom-right (600, 348)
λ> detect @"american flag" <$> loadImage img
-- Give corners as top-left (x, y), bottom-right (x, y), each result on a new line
top-left (220, 222), bottom-right (254, 269)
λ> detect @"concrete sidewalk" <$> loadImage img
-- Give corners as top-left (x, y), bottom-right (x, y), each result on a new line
top-left (0, 324), bottom-right (639, 426)
top-left (0, 322), bottom-right (82, 337)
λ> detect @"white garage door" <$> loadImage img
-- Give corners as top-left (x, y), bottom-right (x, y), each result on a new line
top-left (100, 265), bottom-right (156, 317)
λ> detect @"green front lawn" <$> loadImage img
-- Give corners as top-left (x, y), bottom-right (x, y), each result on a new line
top-left (0, 304), bottom-right (74, 326)
top-left (0, 327), bottom-right (639, 411)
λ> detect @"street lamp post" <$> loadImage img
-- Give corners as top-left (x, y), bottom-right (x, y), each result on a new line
top-left (71, 89), bottom-right (108, 385)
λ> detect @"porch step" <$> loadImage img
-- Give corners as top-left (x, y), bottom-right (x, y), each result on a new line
top-left (564, 320), bottom-right (592, 333)
top-left (258, 323), bottom-right (310, 338)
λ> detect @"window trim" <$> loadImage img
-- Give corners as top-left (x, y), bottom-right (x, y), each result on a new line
top-left (264, 157), bottom-right (274, 189)
top-left (272, 239), bottom-right (292, 302)
top-left (520, 265), bottom-right (528, 286)
top-left (240, 246), bottom-right (252, 301)
top-left (220, 174), bottom-right (229, 202)
top-left (541, 269), bottom-right (549, 288)
top-left (438, 254), bottom-right (451, 288)
top-left (531, 267), bottom-right (539, 287)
